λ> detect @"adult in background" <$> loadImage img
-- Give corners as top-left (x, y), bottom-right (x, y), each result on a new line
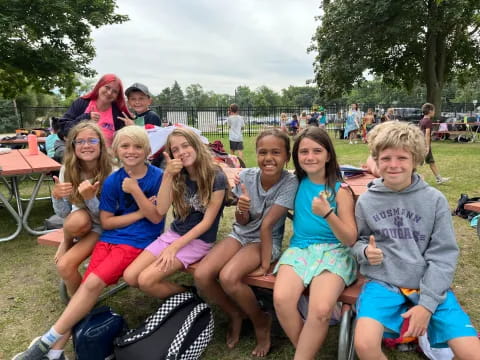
top-left (384, 107), bottom-right (395, 122)
top-left (344, 103), bottom-right (361, 144)
top-left (57, 74), bottom-right (131, 149)
top-left (361, 108), bottom-right (375, 143)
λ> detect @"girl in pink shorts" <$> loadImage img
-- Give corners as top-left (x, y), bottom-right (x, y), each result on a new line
top-left (123, 127), bottom-right (228, 299)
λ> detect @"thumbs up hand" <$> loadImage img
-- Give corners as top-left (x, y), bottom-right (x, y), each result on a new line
top-left (312, 190), bottom-right (330, 217)
top-left (164, 151), bottom-right (183, 176)
top-left (122, 170), bottom-right (140, 194)
top-left (237, 183), bottom-right (251, 214)
top-left (365, 235), bottom-right (383, 265)
top-left (79, 180), bottom-right (100, 200)
top-left (52, 175), bottom-right (73, 199)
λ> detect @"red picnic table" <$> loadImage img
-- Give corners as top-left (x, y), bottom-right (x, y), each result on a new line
top-left (0, 149), bottom-right (61, 241)
top-left (0, 136), bottom-right (47, 146)
top-left (222, 167), bottom-right (375, 198)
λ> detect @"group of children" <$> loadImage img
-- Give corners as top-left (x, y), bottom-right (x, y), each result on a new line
top-left (13, 87), bottom-right (480, 359)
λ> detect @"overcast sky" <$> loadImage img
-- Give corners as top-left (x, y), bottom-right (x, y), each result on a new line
top-left (90, 0), bottom-right (320, 96)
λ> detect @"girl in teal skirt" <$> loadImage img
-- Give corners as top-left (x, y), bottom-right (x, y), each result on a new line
top-left (273, 127), bottom-right (358, 359)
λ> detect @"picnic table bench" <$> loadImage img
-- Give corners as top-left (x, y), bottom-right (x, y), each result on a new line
top-left (37, 169), bottom-right (374, 360)
top-left (38, 227), bottom-right (363, 360)
top-left (431, 122), bottom-right (480, 142)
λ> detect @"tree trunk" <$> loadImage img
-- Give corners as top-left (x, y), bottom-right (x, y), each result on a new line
top-left (424, 0), bottom-right (447, 119)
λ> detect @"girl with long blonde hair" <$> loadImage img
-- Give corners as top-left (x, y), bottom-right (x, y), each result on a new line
top-left (123, 127), bottom-right (228, 300)
top-left (51, 121), bottom-right (114, 297)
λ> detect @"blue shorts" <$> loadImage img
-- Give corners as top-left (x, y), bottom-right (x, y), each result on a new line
top-left (356, 280), bottom-right (478, 348)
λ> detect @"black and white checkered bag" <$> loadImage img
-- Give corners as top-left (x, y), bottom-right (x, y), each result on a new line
top-left (114, 291), bottom-right (214, 360)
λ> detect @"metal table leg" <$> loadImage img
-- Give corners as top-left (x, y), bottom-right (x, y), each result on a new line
top-left (0, 177), bottom-right (23, 242)
top-left (22, 173), bottom-right (54, 236)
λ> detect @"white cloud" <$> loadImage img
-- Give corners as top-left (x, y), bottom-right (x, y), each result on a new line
top-left (90, 0), bottom-right (320, 95)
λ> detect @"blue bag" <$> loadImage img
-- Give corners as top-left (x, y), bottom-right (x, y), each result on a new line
top-left (73, 306), bottom-right (126, 360)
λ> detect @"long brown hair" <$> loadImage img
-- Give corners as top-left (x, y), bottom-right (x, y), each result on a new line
top-left (63, 121), bottom-right (113, 206)
top-left (292, 127), bottom-right (343, 199)
top-left (165, 128), bottom-right (221, 221)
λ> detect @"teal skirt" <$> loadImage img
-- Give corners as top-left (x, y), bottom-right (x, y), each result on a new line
top-left (275, 243), bottom-right (357, 287)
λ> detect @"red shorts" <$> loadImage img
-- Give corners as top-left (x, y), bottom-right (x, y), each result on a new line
top-left (83, 242), bottom-right (142, 285)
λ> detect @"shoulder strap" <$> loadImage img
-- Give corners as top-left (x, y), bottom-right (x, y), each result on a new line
top-left (166, 303), bottom-right (211, 359)
top-left (115, 292), bottom-right (195, 346)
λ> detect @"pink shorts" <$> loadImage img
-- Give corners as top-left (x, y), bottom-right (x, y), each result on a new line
top-left (83, 242), bottom-right (142, 285)
top-left (145, 229), bottom-right (212, 268)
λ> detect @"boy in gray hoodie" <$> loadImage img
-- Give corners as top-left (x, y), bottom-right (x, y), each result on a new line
top-left (352, 121), bottom-right (480, 360)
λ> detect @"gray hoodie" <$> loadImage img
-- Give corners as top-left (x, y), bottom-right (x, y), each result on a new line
top-left (352, 173), bottom-right (458, 313)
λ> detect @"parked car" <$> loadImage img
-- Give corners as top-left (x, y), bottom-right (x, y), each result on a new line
top-left (391, 108), bottom-right (423, 123)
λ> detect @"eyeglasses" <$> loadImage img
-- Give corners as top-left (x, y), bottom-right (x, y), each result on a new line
top-left (73, 138), bottom-right (100, 146)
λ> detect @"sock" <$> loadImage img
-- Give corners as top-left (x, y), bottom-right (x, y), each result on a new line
top-left (41, 326), bottom-right (63, 346)
top-left (47, 349), bottom-right (64, 359)
top-left (435, 175), bottom-right (442, 180)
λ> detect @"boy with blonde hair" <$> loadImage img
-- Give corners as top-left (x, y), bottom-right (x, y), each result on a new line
top-left (352, 121), bottom-right (480, 360)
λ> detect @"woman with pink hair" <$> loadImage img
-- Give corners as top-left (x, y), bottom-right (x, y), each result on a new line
top-left (58, 74), bottom-right (132, 147)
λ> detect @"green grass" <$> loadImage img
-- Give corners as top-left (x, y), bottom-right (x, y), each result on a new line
top-left (1, 135), bottom-right (479, 359)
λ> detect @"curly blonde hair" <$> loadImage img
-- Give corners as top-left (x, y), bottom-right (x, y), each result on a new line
top-left (165, 128), bottom-right (221, 221)
top-left (368, 121), bottom-right (426, 169)
top-left (63, 121), bottom-right (113, 206)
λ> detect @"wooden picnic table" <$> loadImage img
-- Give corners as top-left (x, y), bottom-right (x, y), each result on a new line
top-left (0, 149), bottom-right (61, 241)
top-left (0, 136), bottom-right (46, 145)
top-left (432, 122), bottom-right (480, 142)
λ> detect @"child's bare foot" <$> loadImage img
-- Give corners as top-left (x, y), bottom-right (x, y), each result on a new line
top-left (54, 241), bottom-right (68, 263)
top-left (252, 312), bottom-right (272, 357)
top-left (226, 313), bottom-right (244, 349)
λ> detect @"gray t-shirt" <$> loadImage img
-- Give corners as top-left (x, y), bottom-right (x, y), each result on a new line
top-left (229, 168), bottom-right (298, 251)
top-left (227, 114), bottom-right (244, 141)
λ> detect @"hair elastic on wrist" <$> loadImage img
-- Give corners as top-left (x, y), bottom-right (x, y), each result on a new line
top-left (323, 208), bottom-right (334, 219)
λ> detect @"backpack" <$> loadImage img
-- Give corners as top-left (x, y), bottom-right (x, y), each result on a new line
top-left (453, 194), bottom-right (480, 219)
top-left (72, 306), bottom-right (126, 360)
top-left (114, 291), bottom-right (214, 360)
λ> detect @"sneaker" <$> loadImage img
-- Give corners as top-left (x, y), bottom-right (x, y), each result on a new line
top-left (49, 353), bottom-right (68, 360)
top-left (436, 177), bottom-right (450, 184)
top-left (12, 337), bottom-right (50, 360)
top-left (349, 141), bottom-right (353, 144)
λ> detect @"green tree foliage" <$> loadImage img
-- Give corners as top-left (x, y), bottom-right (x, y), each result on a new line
top-left (253, 86), bottom-right (281, 108)
top-left (310, 0), bottom-right (480, 115)
top-left (185, 84), bottom-right (209, 108)
top-left (0, 0), bottom-right (128, 99)
top-left (234, 86), bottom-right (255, 108)
top-left (170, 81), bottom-right (185, 107)
top-left (281, 86), bottom-right (319, 107)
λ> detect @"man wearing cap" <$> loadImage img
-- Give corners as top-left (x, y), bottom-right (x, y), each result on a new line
top-left (123, 83), bottom-right (161, 126)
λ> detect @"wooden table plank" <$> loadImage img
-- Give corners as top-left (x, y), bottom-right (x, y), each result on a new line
top-left (18, 149), bottom-right (61, 173)
top-left (0, 150), bottom-right (32, 175)
top-left (0, 137), bottom-right (46, 145)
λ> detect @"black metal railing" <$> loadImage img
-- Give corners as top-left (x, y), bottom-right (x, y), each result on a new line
top-left (2, 103), bottom-right (478, 138)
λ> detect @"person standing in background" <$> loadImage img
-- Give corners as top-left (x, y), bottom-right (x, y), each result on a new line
top-left (227, 103), bottom-right (245, 159)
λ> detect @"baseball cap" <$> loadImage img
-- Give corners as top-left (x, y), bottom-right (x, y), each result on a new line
top-left (125, 83), bottom-right (152, 98)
